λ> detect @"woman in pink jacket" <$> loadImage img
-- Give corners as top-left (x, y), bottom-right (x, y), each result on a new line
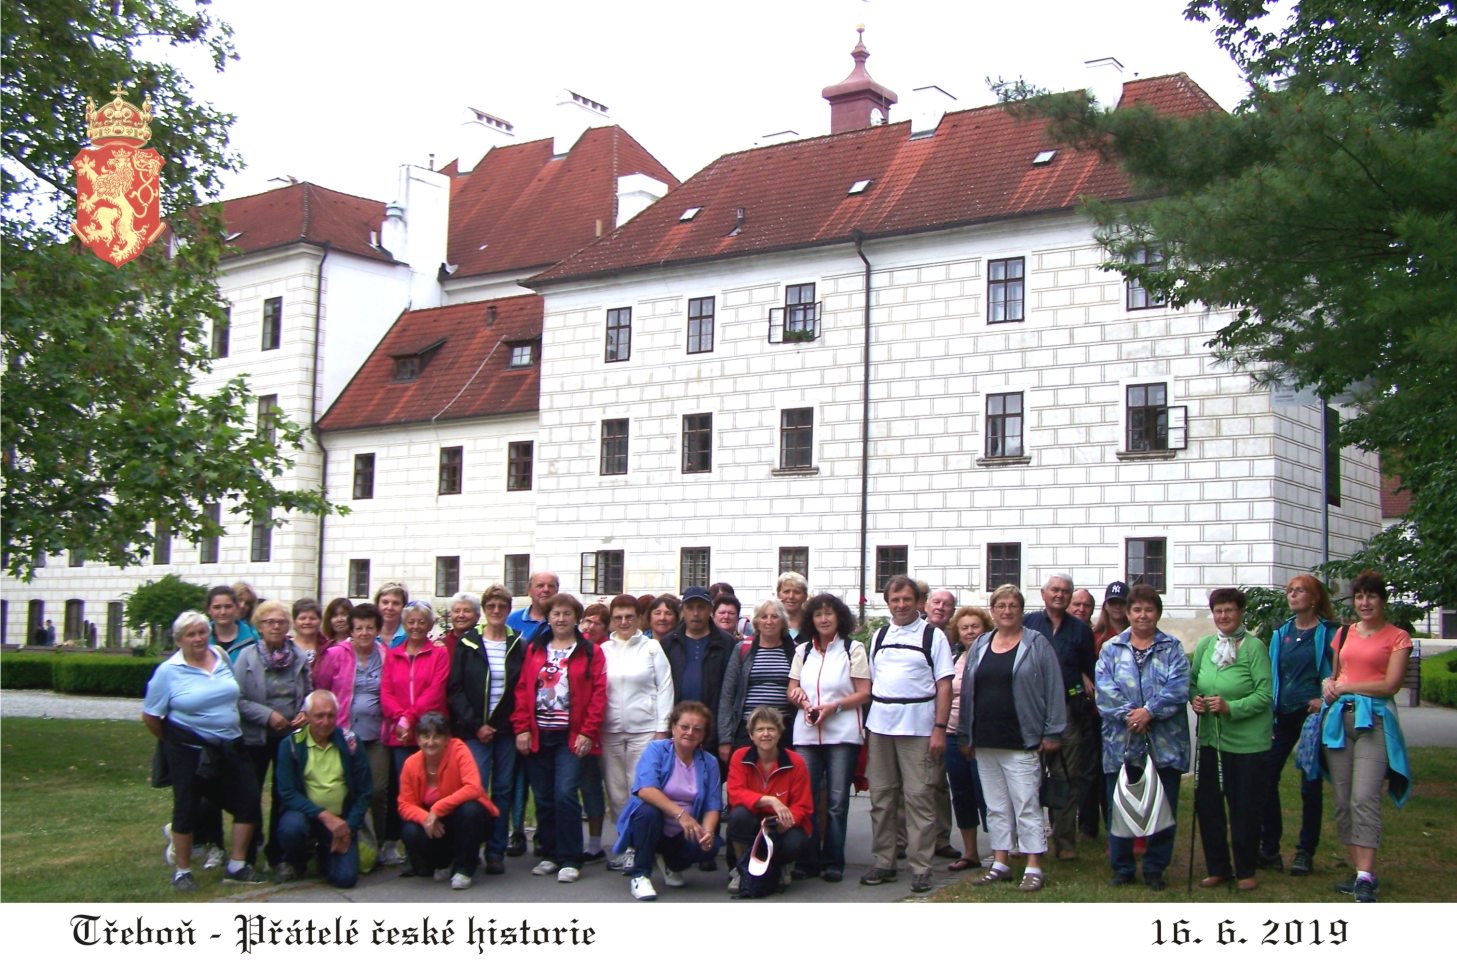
top-left (378, 600), bottom-right (450, 865)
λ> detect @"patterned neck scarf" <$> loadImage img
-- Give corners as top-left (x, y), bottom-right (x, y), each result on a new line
top-left (257, 637), bottom-right (294, 670)
top-left (1213, 627), bottom-right (1247, 669)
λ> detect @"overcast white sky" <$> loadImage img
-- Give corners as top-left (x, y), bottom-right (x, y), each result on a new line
top-left (167, 0), bottom-right (1253, 203)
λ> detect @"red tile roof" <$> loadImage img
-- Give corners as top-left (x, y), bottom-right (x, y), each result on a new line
top-left (533, 74), bottom-right (1221, 285)
top-left (444, 125), bottom-right (679, 279)
top-left (317, 295), bottom-right (542, 432)
top-left (221, 182), bottom-right (395, 264)
top-left (1381, 472), bottom-right (1412, 519)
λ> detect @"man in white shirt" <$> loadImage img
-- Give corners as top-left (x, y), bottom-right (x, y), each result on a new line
top-left (861, 575), bottom-right (955, 893)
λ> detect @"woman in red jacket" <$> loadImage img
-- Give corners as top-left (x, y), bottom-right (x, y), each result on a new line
top-left (398, 712), bottom-right (499, 889)
top-left (512, 593), bottom-right (607, 885)
top-left (380, 601), bottom-right (450, 865)
top-left (725, 706), bottom-right (812, 896)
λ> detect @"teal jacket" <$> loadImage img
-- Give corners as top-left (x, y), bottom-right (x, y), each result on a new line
top-left (275, 726), bottom-right (374, 829)
top-left (1268, 616), bottom-right (1339, 713)
top-left (1321, 693), bottom-right (1411, 807)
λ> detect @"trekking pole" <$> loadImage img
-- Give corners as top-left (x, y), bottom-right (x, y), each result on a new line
top-left (1187, 707), bottom-right (1200, 894)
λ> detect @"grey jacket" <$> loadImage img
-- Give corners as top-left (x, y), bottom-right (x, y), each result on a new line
top-left (717, 635), bottom-right (797, 745)
top-left (233, 640), bottom-right (312, 746)
top-left (955, 628), bottom-right (1066, 750)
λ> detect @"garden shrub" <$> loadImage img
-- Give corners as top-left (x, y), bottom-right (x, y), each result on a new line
top-left (50, 653), bottom-right (163, 698)
top-left (1, 653), bottom-right (58, 690)
top-left (1420, 652), bottom-right (1457, 708)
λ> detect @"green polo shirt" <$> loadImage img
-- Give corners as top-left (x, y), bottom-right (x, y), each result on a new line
top-left (302, 732), bottom-right (346, 816)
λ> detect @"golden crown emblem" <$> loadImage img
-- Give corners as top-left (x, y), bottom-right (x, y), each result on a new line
top-left (85, 83), bottom-right (153, 145)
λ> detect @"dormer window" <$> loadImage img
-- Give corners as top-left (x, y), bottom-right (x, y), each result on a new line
top-left (390, 337), bottom-right (446, 382)
top-left (508, 341), bottom-right (537, 368)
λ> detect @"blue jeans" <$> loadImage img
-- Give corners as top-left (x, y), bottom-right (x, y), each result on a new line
top-left (1106, 767), bottom-right (1182, 879)
top-left (624, 802), bottom-right (720, 877)
top-left (579, 754), bottom-right (605, 817)
top-left (1261, 708), bottom-right (1323, 856)
top-left (796, 743), bottom-right (859, 872)
top-left (465, 735), bottom-right (518, 858)
top-left (943, 744), bottom-right (988, 833)
top-left (525, 730), bottom-right (586, 866)
top-left (275, 810), bottom-right (359, 888)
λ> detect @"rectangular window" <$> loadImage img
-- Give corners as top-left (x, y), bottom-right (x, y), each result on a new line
top-left (507, 441), bottom-right (534, 491)
top-left (682, 413), bottom-right (713, 474)
top-left (504, 554), bottom-right (530, 597)
top-left (875, 545), bottom-right (909, 594)
top-left (988, 257), bottom-right (1025, 323)
top-left (687, 296), bottom-right (715, 354)
top-left (778, 546), bottom-right (809, 581)
top-left (1126, 246), bottom-right (1167, 310)
top-left (436, 556), bottom-right (461, 597)
top-left (199, 503), bottom-right (220, 564)
top-left (153, 521), bottom-right (171, 566)
top-left (779, 407), bottom-right (814, 469)
top-left (257, 394), bottom-right (279, 446)
top-left (438, 446), bottom-right (463, 495)
top-left (211, 308), bottom-right (230, 358)
top-left (508, 342), bottom-right (536, 368)
top-left (348, 559), bottom-right (371, 598)
top-left (106, 601), bottom-right (124, 648)
top-left (985, 392), bottom-right (1024, 458)
top-left (605, 307), bottom-right (632, 363)
top-left (64, 599), bottom-right (85, 642)
top-left (600, 419), bottom-right (629, 476)
top-left (1325, 406), bottom-right (1342, 508)
top-left (1127, 537), bottom-right (1167, 592)
top-left (581, 550), bottom-right (625, 595)
top-left (393, 356), bottom-right (420, 382)
top-left (986, 542), bottom-right (1021, 591)
top-left (250, 516), bottom-right (272, 563)
top-left (1126, 383), bottom-right (1169, 452)
top-left (261, 296), bottom-right (282, 351)
top-left (785, 283), bottom-right (817, 339)
top-left (681, 547), bottom-right (710, 588)
top-left (352, 453), bottom-right (375, 500)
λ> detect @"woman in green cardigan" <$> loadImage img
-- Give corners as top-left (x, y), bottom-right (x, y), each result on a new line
top-left (1190, 587), bottom-right (1273, 891)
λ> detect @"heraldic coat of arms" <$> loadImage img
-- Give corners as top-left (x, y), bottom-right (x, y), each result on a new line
top-left (72, 84), bottom-right (167, 267)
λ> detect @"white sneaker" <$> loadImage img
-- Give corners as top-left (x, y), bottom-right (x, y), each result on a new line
top-left (531, 860), bottom-right (560, 876)
top-left (556, 866), bottom-right (580, 883)
top-left (607, 848), bottom-right (636, 872)
top-left (629, 875), bottom-right (657, 900)
top-left (203, 846), bottom-right (225, 870)
top-left (378, 842), bottom-right (403, 866)
top-left (433, 867), bottom-right (451, 881)
top-left (450, 872), bottom-right (472, 890)
top-left (656, 856), bottom-right (686, 888)
top-left (727, 867), bottom-right (741, 893)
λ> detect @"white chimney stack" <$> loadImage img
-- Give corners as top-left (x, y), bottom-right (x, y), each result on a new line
top-left (1084, 56), bottom-right (1126, 110)
top-left (553, 89), bottom-right (610, 156)
top-left (382, 164), bottom-right (450, 309)
top-left (615, 173), bottom-right (668, 228)
top-left (455, 107), bottom-right (515, 175)
top-left (908, 85), bottom-right (956, 138)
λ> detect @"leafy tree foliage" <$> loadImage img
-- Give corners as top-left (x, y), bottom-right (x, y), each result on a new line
top-left (1012, 0), bottom-right (1456, 608)
top-left (2, 0), bottom-right (332, 579)
top-left (125, 573), bottom-right (208, 646)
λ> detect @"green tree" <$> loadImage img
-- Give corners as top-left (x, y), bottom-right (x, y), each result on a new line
top-left (125, 573), bottom-right (208, 646)
top-left (1008, 0), bottom-right (1457, 608)
top-left (1, 0), bottom-right (332, 579)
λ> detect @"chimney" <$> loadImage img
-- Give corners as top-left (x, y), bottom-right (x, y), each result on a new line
top-left (382, 163), bottom-right (450, 309)
top-left (821, 26), bottom-right (898, 134)
top-left (455, 107), bottom-right (515, 175)
top-left (616, 172), bottom-right (669, 227)
top-left (908, 84), bottom-right (956, 138)
top-left (1084, 56), bottom-right (1125, 110)
top-left (553, 89), bottom-right (610, 156)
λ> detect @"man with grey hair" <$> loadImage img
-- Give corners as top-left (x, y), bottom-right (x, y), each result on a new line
top-left (922, 589), bottom-right (962, 861)
top-left (508, 571), bottom-right (559, 643)
top-left (1022, 572), bottom-right (1097, 860)
top-left (273, 689), bottom-right (374, 887)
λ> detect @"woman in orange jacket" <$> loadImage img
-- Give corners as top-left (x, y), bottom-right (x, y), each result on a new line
top-left (398, 712), bottom-right (499, 889)
top-left (725, 706), bottom-right (813, 895)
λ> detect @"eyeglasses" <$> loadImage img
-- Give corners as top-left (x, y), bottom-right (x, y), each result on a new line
top-left (484, 601), bottom-right (511, 611)
top-left (258, 618), bottom-right (290, 627)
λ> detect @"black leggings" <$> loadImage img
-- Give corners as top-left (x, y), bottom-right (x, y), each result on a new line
top-left (164, 733), bottom-right (261, 835)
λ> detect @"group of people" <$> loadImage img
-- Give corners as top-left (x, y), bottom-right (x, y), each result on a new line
top-left (143, 568), bottom-right (1413, 903)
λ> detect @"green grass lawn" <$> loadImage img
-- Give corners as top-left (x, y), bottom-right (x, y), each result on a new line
top-left (2, 717), bottom-right (1453, 902)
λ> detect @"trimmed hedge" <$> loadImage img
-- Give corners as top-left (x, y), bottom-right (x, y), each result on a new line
top-left (1420, 652), bottom-right (1457, 709)
top-left (1, 651), bottom-right (164, 697)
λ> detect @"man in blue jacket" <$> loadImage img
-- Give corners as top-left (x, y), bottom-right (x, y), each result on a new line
top-left (273, 689), bottom-right (374, 887)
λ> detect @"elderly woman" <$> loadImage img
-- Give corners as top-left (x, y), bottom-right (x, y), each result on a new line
top-left (599, 593), bottom-right (674, 871)
top-left (438, 591), bottom-right (482, 664)
top-left (614, 701), bottom-right (722, 901)
top-left (1259, 573), bottom-right (1339, 875)
top-left (291, 598), bottom-right (326, 666)
top-left (786, 592), bottom-right (869, 882)
top-left (143, 611), bottom-right (265, 890)
top-left (776, 572), bottom-right (809, 643)
top-left (1190, 588), bottom-right (1273, 891)
top-left (207, 584), bottom-right (258, 661)
top-left (447, 583), bottom-right (524, 875)
top-left (725, 706), bottom-right (813, 896)
top-left (374, 582), bottom-right (409, 647)
top-left (1096, 583), bottom-right (1190, 891)
top-left (398, 712), bottom-right (499, 889)
top-left (512, 593), bottom-right (607, 884)
top-left (646, 594), bottom-right (680, 640)
top-left (580, 603), bottom-right (610, 645)
top-left (381, 600), bottom-right (450, 864)
top-left (944, 605), bottom-right (992, 872)
top-left (957, 585), bottom-right (1064, 893)
top-left (322, 597), bottom-right (355, 647)
top-left (1322, 571), bottom-right (1413, 903)
top-left (234, 598), bottom-right (311, 869)
top-left (719, 598), bottom-right (797, 761)
top-left (313, 602), bottom-right (390, 860)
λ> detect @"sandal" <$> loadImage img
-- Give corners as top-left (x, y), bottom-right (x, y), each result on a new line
top-left (1199, 875), bottom-right (1228, 889)
top-left (971, 867), bottom-right (1011, 886)
top-left (948, 856), bottom-right (982, 872)
top-left (1018, 871), bottom-right (1045, 893)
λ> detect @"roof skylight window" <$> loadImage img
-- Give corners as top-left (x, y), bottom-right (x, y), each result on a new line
top-left (1033, 149), bottom-right (1058, 166)
top-left (848, 179), bottom-right (872, 195)
top-left (679, 206), bottom-right (702, 222)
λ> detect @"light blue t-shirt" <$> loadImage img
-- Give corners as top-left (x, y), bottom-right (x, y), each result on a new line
top-left (144, 647), bottom-right (243, 742)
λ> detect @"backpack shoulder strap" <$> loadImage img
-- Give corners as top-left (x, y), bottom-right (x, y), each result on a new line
top-left (921, 624), bottom-right (936, 667)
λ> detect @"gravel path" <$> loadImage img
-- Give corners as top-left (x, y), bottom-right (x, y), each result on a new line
top-left (1, 689), bottom-right (141, 720)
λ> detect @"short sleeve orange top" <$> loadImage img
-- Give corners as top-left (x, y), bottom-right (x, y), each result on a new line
top-left (1335, 624), bottom-right (1411, 685)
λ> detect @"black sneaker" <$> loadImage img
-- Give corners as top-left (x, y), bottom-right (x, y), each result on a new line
top-left (505, 831), bottom-right (527, 857)
top-left (1334, 878), bottom-right (1356, 895)
top-left (222, 863), bottom-right (266, 884)
top-left (1145, 874), bottom-right (1167, 891)
top-left (172, 871), bottom-right (198, 892)
top-left (1257, 852), bottom-right (1284, 872)
top-left (1109, 872), bottom-right (1135, 886)
top-left (1290, 849), bottom-right (1313, 876)
top-left (484, 854), bottom-right (506, 876)
top-left (1353, 877), bottom-right (1378, 903)
top-left (581, 850), bottom-right (607, 865)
